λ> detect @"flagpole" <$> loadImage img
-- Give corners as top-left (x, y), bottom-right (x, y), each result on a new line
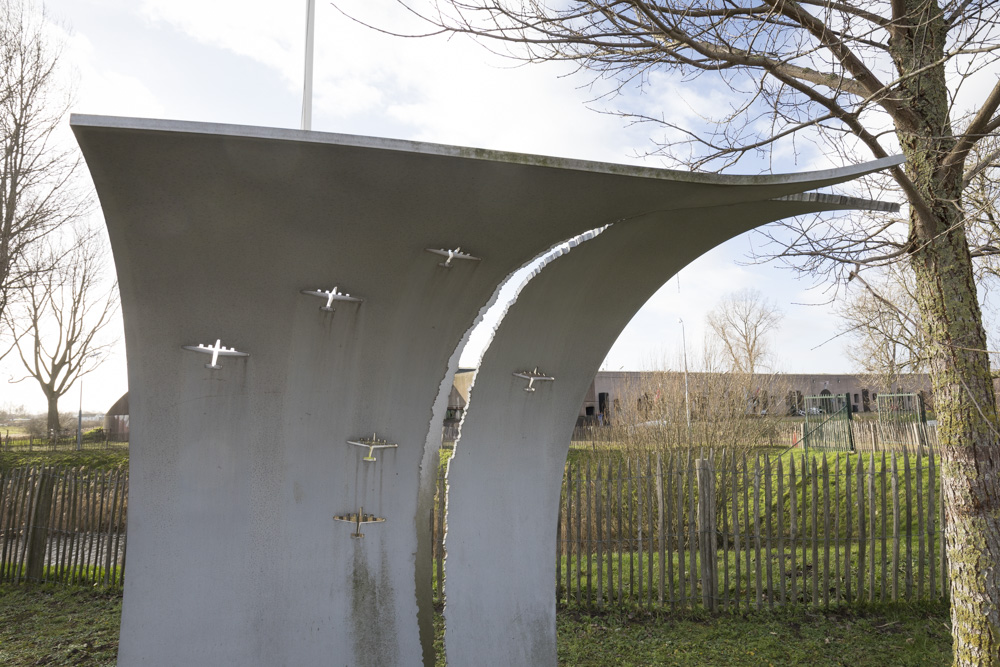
top-left (301, 0), bottom-right (316, 131)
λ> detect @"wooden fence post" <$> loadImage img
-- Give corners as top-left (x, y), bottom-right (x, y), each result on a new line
top-left (25, 468), bottom-right (56, 582)
top-left (655, 454), bottom-right (664, 607)
top-left (696, 458), bottom-right (717, 611)
top-left (437, 465), bottom-right (445, 602)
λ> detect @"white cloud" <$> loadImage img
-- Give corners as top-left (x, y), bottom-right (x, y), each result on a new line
top-left (138, 0), bottom-right (302, 83)
top-left (64, 31), bottom-right (165, 118)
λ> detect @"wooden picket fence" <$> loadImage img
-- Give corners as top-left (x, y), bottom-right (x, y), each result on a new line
top-left (556, 448), bottom-right (947, 610)
top-left (850, 421), bottom-right (938, 453)
top-left (0, 467), bottom-right (127, 587)
top-left (433, 465), bottom-right (446, 602)
top-left (2, 450), bottom-right (948, 612)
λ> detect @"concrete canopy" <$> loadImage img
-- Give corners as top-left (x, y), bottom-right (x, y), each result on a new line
top-left (441, 197), bottom-right (893, 665)
top-left (71, 114), bottom-right (900, 666)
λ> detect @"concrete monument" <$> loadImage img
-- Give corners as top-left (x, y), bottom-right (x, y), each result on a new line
top-left (71, 115), bottom-right (898, 666)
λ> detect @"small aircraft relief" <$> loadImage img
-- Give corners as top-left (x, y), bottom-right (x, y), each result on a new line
top-left (333, 506), bottom-right (385, 539)
top-left (425, 246), bottom-right (481, 268)
top-left (182, 339), bottom-right (250, 370)
top-left (300, 287), bottom-right (364, 312)
top-left (513, 367), bottom-right (555, 392)
top-left (347, 433), bottom-right (399, 462)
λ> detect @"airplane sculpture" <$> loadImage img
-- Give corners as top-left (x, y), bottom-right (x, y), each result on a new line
top-left (333, 506), bottom-right (385, 539)
top-left (425, 246), bottom-right (481, 268)
top-left (347, 433), bottom-right (399, 462)
top-left (513, 367), bottom-right (555, 392)
top-left (181, 339), bottom-right (250, 369)
top-left (300, 287), bottom-right (364, 312)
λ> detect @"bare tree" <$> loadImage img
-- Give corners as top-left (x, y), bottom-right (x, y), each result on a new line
top-left (9, 228), bottom-right (118, 434)
top-left (837, 264), bottom-right (927, 391)
top-left (0, 0), bottom-right (85, 330)
top-left (706, 288), bottom-right (783, 374)
top-left (341, 2), bottom-right (1000, 661)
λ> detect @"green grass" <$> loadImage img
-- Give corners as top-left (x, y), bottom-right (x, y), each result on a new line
top-left (0, 450), bottom-right (128, 473)
top-left (0, 584), bottom-right (952, 666)
top-left (557, 601), bottom-right (952, 666)
top-left (16, 564), bottom-right (126, 589)
top-left (439, 443), bottom-right (454, 469)
top-left (0, 585), bottom-right (122, 666)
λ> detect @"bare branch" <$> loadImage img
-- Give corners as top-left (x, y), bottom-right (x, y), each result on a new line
top-left (939, 77), bottom-right (1000, 180)
top-left (0, 0), bottom-right (88, 351)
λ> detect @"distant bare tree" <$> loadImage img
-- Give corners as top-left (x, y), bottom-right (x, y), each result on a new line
top-left (706, 288), bottom-right (783, 375)
top-left (837, 265), bottom-right (927, 391)
top-left (9, 228), bottom-right (118, 433)
top-left (0, 0), bottom-right (85, 333)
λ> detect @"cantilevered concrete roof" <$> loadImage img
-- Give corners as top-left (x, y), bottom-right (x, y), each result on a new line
top-left (72, 115), bottom-right (900, 667)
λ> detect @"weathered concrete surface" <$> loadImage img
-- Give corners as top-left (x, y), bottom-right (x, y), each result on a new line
top-left (71, 114), bottom-right (899, 666)
top-left (441, 196), bottom-right (893, 666)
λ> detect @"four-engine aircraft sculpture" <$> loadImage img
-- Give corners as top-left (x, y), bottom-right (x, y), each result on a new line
top-left (182, 339), bottom-right (250, 370)
top-left (300, 287), bottom-right (364, 312)
top-left (425, 246), bottom-right (481, 268)
top-left (512, 367), bottom-right (555, 392)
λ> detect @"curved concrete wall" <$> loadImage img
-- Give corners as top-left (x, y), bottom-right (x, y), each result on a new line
top-left (442, 198), bottom-right (876, 665)
top-left (70, 114), bottom-right (899, 666)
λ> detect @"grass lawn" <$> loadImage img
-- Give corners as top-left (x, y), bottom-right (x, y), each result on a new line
top-left (557, 602), bottom-right (952, 666)
top-left (0, 450), bottom-right (128, 473)
top-left (0, 585), bottom-right (122, 667)
top-left (0, 584), bottom-right (951, 666)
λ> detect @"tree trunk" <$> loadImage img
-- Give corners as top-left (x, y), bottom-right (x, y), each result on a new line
top-left (896, 3), bottom-right (1000, 664)
top-left (46, 394), bottom-right (60, 435)
top-left (911, 233), bottom-right (1000, 667)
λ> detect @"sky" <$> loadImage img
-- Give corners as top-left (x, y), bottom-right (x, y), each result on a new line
top-left (0, 0), bottom-right (937, 414)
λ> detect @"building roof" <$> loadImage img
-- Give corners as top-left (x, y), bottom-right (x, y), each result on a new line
top-left (106, 392), bottom-right (129, 416)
